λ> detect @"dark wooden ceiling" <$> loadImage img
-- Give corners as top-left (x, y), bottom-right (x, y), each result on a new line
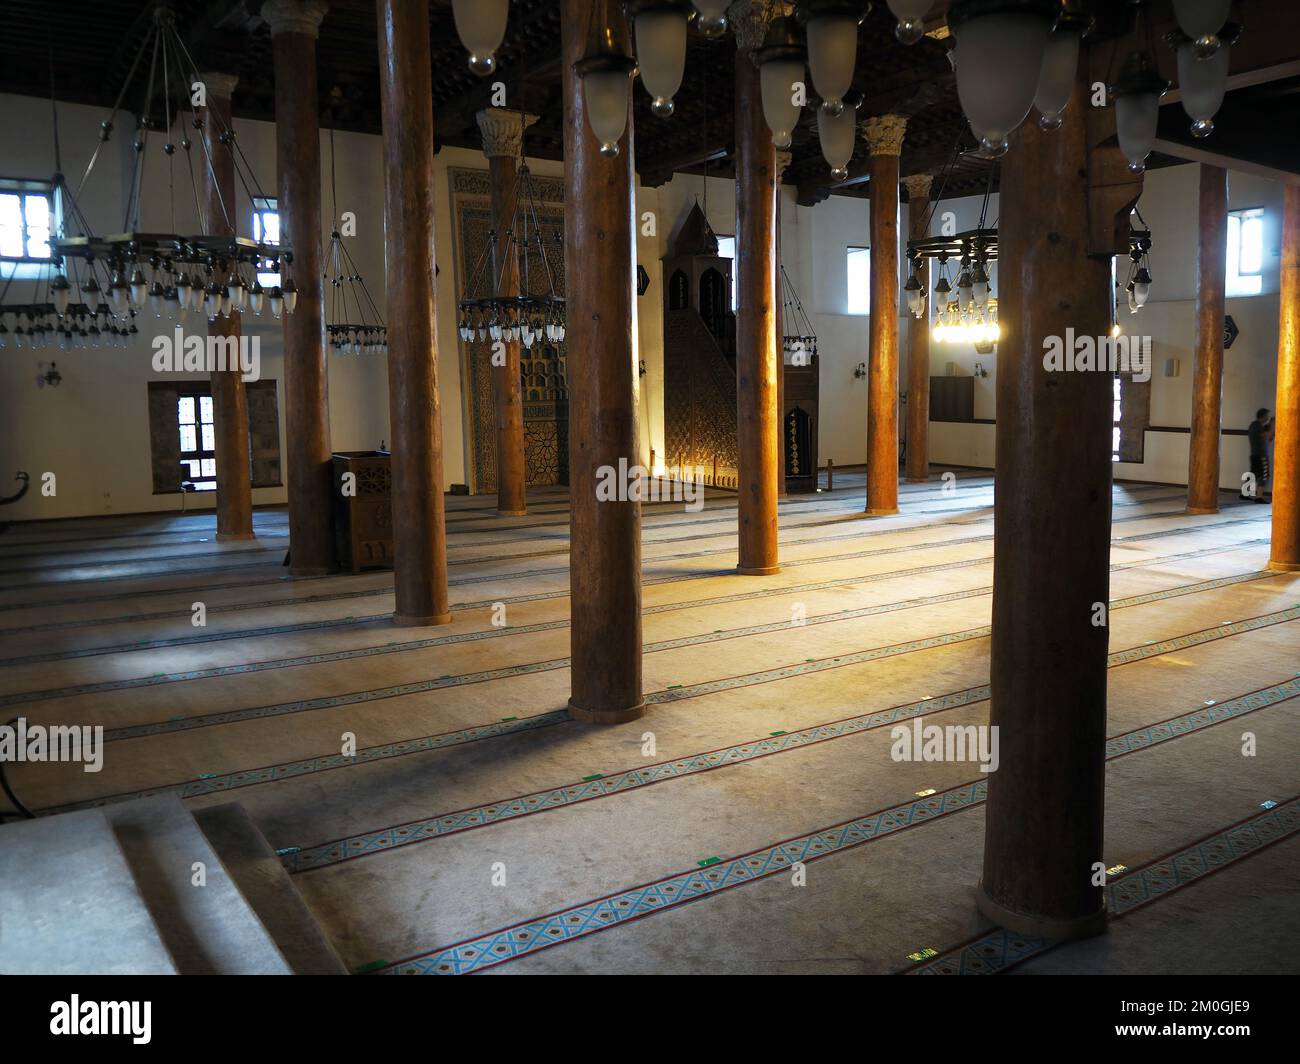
top-left (0, 1), bottom-right (1293, 209)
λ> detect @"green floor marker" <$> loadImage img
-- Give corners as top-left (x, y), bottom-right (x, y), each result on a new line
top-left (907, 948), bottom-right (938, 962)
top-left (667, 684), bottom-right (682, 689)
top-left (197, 773), bottom-right (216, 780)
top-left (501, 716), bottom-right (517, 722)
top-left (352, 959), bottom-right (390, 975)
top-left (698, 856), bottom-right (721, 867)
top-left (770, 730), bottom-right (787, 736)
top-left (274, 846), bottom-right (301, 856)
top-left (582, 773), bottom-right (603, 782)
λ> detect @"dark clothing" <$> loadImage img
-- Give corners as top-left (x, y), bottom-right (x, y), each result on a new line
top-left (1248, 419), bottom-right (1266, 457)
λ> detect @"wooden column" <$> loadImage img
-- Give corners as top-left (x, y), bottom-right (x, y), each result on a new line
top-left (903, 173), bottom-right (933, 484)
top-left (197, 72), bottom-right (253, 542)
top-left (775, 148), bottom-right (792, 499)
top-left (376, 0), bottom-right (451, 626)
top-left (1188, 165), bottom-right (1228, 514)
top-left (863, 115), bottom-right (906, 515)
top-left (1271, 184), bottom-right (1300, 571)
top-left (733, 11), bottom-right (780, 574)
top-left (476, 109), bottom-right (538, 517)
top-left (561, 0), bottom-right (643, 722)
top-left (978, 78), bottom-right (1115, 940)
top-left (265, 0), bottom-right (335, 574)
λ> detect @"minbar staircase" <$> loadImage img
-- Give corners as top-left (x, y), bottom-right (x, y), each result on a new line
top-left (0, 795), bottom-right (346, 975)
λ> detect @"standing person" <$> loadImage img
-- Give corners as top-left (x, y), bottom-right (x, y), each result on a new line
top-left (1245, 408), bottom-right (1273, 502)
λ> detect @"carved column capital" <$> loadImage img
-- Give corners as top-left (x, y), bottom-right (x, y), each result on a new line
top-left (262, 0), bottom-right (328, 38)
top-left (198, 72), bottom-right (239, 101)
top-left (727, 0), bottom-right (788, 55)
top-left (862, 114), bottom-right (908, 157)
top-left (902, 173), bottom-right (933, 202)
top-left (475, 109), bottom-right (540, 159)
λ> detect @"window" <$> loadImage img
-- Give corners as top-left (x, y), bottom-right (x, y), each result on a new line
top-left (178, 389), bottom-right (217, 491)
top-left (1112, 376), bottom-right (1123, 463)
top-left (0, 177), bottom-right (58, 279)
top-left (148, 380), bottom-right (282, 494)
top-left (846, 246), bottom-right (870, 315)
top-left (1226, 207), bottom-right (1264, 297)
top-left (252, 196), bottom-right (281, 286)
top-left (715, 234), bottom-right (737, 310)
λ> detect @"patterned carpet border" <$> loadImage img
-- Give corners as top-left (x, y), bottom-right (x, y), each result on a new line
top-left (377, 682), bottom-right (1300, 975)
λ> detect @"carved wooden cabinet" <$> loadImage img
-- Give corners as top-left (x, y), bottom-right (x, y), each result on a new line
top-left (332, 451), bottom-right (393, 573)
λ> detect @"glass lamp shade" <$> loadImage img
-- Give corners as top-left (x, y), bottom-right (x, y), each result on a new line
top-left (250, 282), bottom-right (265, 315)
top-left (1133, 268), bottom-right (1152, 306)
top-left (1173, 0), bottom-right (1231, 57)
top-left (129, 268), bottom-right (149, 306)
top-left (581, 68), bottom-right (633, 157)
top-left (760, 59), bottom-right (806, 149)
top-left (635, 8), bottom-right (688, 118)
top-left (817, 102), bottom-right (857, 182)
top-left (51, 274), bottom-right (72, 315)
top-left (452, 0), bottom-right (508, 76)
top-left (692, 0), bottom-right (730, 38)
top-left (1111, 50), bottom-right (1169, 174)
top-left (1034, 25), bottom-right (1082, 131)
top-left (805, 10), bottom-right (859, 117)
top-left (282, 279), bottom-right (299, 314)
top-left (1177, 38), bottom-right (1229, 138)
top-left (886, 0), bottom-right (932, 45)
top-left (950, 3), bottom-right (1056, 153)
top-left (1115, 92), bottom-right (1161, 174)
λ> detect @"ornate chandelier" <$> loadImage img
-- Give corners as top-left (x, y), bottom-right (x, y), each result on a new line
top-left (907, 152), bottom-right (1000, 348)
top-left (780, 265), bottom-right (818, 360)
top-left (48, 7), bottom-right (295, 335)
top-left (456, 161), bottom-right (565, 348)
top-left (323, 126), bottom-right (385, 355)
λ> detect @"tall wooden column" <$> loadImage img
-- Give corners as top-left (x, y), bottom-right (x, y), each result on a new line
top-left (561, 0), bottom-right (643, 721)
top-left (903, 173), bottom-right (933, 484)
top-left (1271, 185), bottom-right (1300, 571)
top-left (197, 72), bottom-right (254, 542)
top-left (775, 148), bottom-right (793, 499)
top-left (476, 109), bottom-right (538, 517)
top-left (265, 0), bottom-right (335, 574)
top-left (863, 115), bottom-right (907, 515)
top-left (978, 78), bottom-right (1115, 940)
top-left (1188, 165), bottom-right (1228, 514)
top-left (733, 8), bottom-right (780, 574)
top-left (376, 0), bottom-right (451, 626)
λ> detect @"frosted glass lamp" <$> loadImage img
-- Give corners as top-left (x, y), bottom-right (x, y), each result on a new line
top-left (754, 17), bottom-right (807, 150)
top-left (632, 2), bottom-right (689, 118)
top-left (575, 33), bottom-right (638, 157)
top-left (1175, 32), bottom-right (1230, 138)
top-left (949, 0), bottom-right (1057, 155)
top-left (817, 99), bottom-right (858, 182)
top-left (1173, 0), bottom-right (1232, 58)
top-left (887, 0), bottom-right (932, 45)
top-left (799, 1), bottom-right (869, 118)
top-left (1110, 50), bottom-right (1169, 174)
top-left (692, 0), bottom-right (730, 38)
top-left (1034, 14), bottom-right (1090, 131)
top-left (452, 0), bottom-right (508, 76)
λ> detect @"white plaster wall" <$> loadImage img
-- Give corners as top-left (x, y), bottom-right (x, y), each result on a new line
top-left (1, 84), bottom-right (1285, 519)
